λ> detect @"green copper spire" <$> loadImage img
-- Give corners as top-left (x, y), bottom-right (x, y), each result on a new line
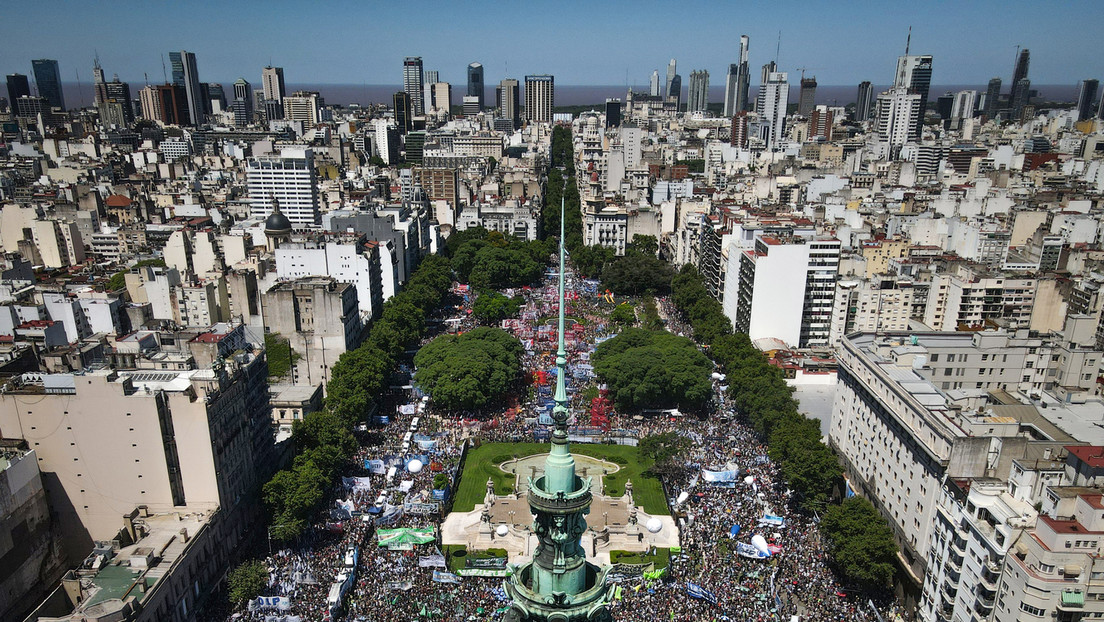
top-left (503, 189), bottom-right (612, 622)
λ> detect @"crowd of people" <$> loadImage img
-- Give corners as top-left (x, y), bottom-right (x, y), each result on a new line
top-left (224, 272), bottom-right (903, 622)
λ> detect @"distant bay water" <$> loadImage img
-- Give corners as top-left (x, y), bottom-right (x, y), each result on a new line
top-left (49, 82), bottom-right (1079, 110)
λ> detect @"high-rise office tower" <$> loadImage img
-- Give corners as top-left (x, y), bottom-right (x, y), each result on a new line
top-left (98, 74), bottom-right (133, 127)
top-left (723, 64), bottom-right (740, 117)
top-left (6, 73), bottom-right (30, 103)
top-left (757, 71), bottom-right (789, 150)
top-left (524, 74), bottom-right (554, 123)
top-left (150, 83), bottom-right (190, 125)
top-left (649, 70), bottom-right (660, 97)
top-left (1010, 78), bottom-right (1031, 122)
top-left (875, 86), bottom-right (922, 147)
top-left (1010, 49), bottom-right (1030, 94)
top-left (31, 59), bottom-right (65, 110)
top-left (1075, 79), bottom-right (1099, 122)
top-left (893, 54), bottom-right (933, 138)
top-left (169, 51), bottom-right (203, 126)
top-left (936, 92), bottom-right (954, 123)
top-left (247, 148), bottom-right (321, 227)
top-left (1098, 89), bottom-right (1104, 121)
top-left (760, 61), bottom-right (777, 87)
top-left (855, 81), bottom-right (874, 122)
top-left (809, 106), bottom-right (833, 140)
top-left (736, 35), bottom-right (751, 112)
top-left (467, 62), bottom-right (484, 111)
top-left (283, 91), bottom-right (323, 127)
top-left (232, 78), bottom-right (253, 127)
top-left (462, 96), bottom-right (480, 116)
top-left (92, 59), bottom-right (106, 107)
top-left (393, 91), bottom-right (413, 134)
top-left (403, 57), bottom-right (425, 115)
top-left (982, 77), bottom-right (1001, 119)
top-left (423, 69), bottom-right (439, 114)
top-left (798, 76), bottom-right (817, 117)
top-left (605, 99), bottom-right (621, 128)
top-left (665, 59), bottom-right (677, 99)
top-left (433, 82), bottom-right (453, 116)
top-left (262, 66), bottom-right (286, 104)
top-left (668, 74), bottom-right (682, 110)
top-left (949, 90), bottom-right (977, 131)
top-left (687, 70), bottom-right (709, 113)
top-left (497, 78), bottom-right (520, 128)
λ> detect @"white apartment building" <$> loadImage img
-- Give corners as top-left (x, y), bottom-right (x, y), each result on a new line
top-left (924, 271), bottom-right (1036, 331)
top-left (832, 325), bottom-right (1104, 590)
top-left (246, 148), bottom-right (320, 227)
top-left (274, 233), bottom-right (386, 320)
top-left (876, 86), bottom-right (922, 147)
top-left (756, 71), bottom-right (789, 150)
top-left (829, 278), bottom-right (915, 348)
top-left (732, 233), bottom-right (840, 348)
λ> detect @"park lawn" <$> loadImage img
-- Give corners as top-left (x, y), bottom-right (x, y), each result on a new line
top-left (609, 547), bottom-right (670, 569)
top-left (452, 442), bottom-right (668, 516)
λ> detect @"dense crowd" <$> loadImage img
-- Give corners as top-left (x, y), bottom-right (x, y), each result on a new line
top-left (224, 273), bottom-right (902, 622)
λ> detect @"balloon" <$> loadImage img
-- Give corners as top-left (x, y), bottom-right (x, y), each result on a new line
top-left (496, 525), bottom-right (509, 536)
top-left (407, 459), bottom-right (424, 473)
top-left (646, 518), bottom-right (663, 533)
top-left (751, 534), bottom-right (770, 555)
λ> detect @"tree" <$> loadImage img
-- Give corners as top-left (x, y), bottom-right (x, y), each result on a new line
top-left (468, 246), bottom-right (541, 289)
top-left (326, 344), bottom-right (393, 425)
top-left (601, 253), bottom-right (674, 296)
top-left (472, 291), bottom-right (523, 323)
top-left (414, 327), bottom-right (524, 410)
top-left (821, 497), bottom-right (898, 590)
top-left (610, 302), bottom-right (636, 326)
top-left (592, 328), bottom-right (712, 412)
top-left (228, 560), bottom-right (268, 607)
top-left (626, 235), bottom-right (659, 257)
top-left (264, 332), bottom-right (298, 379)
top-left (570, 244), bottom-right (616, 279)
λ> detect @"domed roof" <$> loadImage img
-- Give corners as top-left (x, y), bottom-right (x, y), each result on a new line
top-left (264, 210), bottom-right (292, 236)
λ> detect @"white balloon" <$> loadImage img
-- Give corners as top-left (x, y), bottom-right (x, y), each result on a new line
top-left (744, 475), bottom-right (755, 485)
top-left (407, 459), bottom-right (424, 473)
top-left (751, 534), bottom-right (769, 554)
top-left (496, 525), bottom-right (509, 536)
top-left (646, 518), bottom-right (663, 533)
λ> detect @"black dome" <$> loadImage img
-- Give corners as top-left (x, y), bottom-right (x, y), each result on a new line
top-left (264, 210), bottom-right (292, 235)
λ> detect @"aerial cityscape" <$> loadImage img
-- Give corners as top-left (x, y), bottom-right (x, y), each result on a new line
top-left (1, 2), bottom-right (1103, 622)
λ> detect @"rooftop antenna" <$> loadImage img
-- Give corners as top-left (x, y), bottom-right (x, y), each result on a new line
top-left (775, 30), bottom-right (782, 65)
top-left (144, 72), bottom-right (148, 87)
top-left (75, 68), bottom-right (84, 109)
top-left (905, 26), bottom-right (912, 56)
top-left (161, 54), bottom-right (168, 84)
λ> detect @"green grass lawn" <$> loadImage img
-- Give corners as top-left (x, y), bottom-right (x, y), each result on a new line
top-left (452, 442), bottom-right (668, 515)
top-left (610, 547), bottom-right (670, 569)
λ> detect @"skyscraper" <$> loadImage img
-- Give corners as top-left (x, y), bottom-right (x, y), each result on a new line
top-left (798, 76), bottom-right (817, 117)
top-left (524, 74), bottom-right (554, 123)
top-left (665, 59), bottom-right (677, 99)
top-left (1010, 48), bottom-right (1030, 94)
top-left (393, 91), bottom-right (413, 134)
top-left (98, 74), bottom-right (133, 127)
top-left (649, 70), bottom-right (660, 97)
top-left (736, 36), bottom-right (751, 112)
top-left (433, 82), bottom-right (453, 116)
top-left (262, 66), bottom-right (286, 104)
top-left (1010, 78), bottom-right (1031, 122)
top-left (875, 86), bottom-right (922, 147)
top-left (730, 111), bottom-right (749, 148)
top-left (723, 64), bottom-right (740, 117)
top-left (950, 90), bottom-right (977, 130)
top-left (6, 73), bottom-right (31, 103)
top-left (31, 59), bottom-right (64, 110)
top-left (169, 51), bottom-right (203, 126)
top-left (668, 74), bottom-right (682, 110)
top-left (760, 61), bottom-right (777, 87)
top-left (1075, 80), bottom-right (1099, 122)
top-left (982, 77), bottom-right (1002, 119)
top-left (757, 71), bottom-right (789, 150)
top-left (232, 78), bottom-right (253, 127)
top-left (423, 70), bottom-right (439, 115)
top-left (92, 59), bottom-right (106, 107)
top-left (605, 98), bottom-right (621, 128)
top-left (403, 57), bottom-right (425, 115)
top-left (497, 78), bottom-right (520, 129)
top-left (855, 81), bottom-right (874, 122)
top-left (467, 62), bottom-right (484, 111)
top-left (893, 54), bottom-right (933, 138)
top-left (687, 70), bottom-right (709, 113)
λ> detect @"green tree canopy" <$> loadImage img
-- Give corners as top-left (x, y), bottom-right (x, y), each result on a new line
top-left (468, 246), bottom-right (542, 289)
top-left (472, 291), bottom-right (523, 324)
top-left (601, 253), bottom-right (675, 296)
top-left (228, 560), bottom-right (268, 607)
top-left (821, 497), bottom-right (899, 590)
top-left (610, 302), bottom-right (637, 326)
top-left (326, 344), bottom-right (393, 426)
top-left (592, 328), bottom-right (712, 412)
top-left (414, 327), bottom-right (524, 410)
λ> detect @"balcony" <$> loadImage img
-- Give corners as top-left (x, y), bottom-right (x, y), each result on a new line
top-left (1058, 589), bottom-right (1084, 610)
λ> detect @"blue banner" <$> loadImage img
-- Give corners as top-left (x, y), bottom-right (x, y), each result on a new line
top-left (686, 582), bottom-right (718, 604)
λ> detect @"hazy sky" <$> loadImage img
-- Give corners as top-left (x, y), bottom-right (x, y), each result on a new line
top-left (3, 0), bottom-right (1100, 88)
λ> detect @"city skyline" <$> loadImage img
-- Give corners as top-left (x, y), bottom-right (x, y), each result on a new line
top-left (1, 0), bottom-right (1100, 93)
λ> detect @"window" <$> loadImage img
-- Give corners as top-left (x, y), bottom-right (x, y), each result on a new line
top-left (1020, 602), bottom-right (1044, 616)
